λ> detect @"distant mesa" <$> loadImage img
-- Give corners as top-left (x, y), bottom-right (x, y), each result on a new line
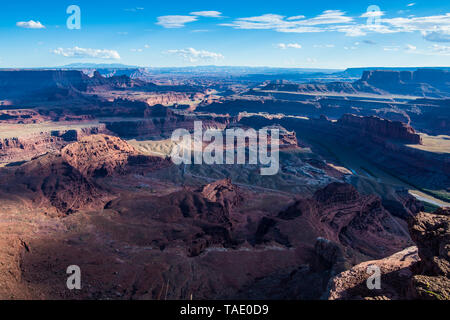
top-left (0, 69), bottom-right (145, 100)
top-left (337, 114), bottom-right (423, 145)
top-left (258, 68), bottom-right (450, 98)
top-left (359, 69), bottom-right (450, 97)
top-left (61, 134), bottom-right (170, 177)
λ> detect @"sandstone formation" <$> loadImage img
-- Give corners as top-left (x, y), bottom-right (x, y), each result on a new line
top-left (256, 69), bottom-right (450, 98)
top-left (60, 134), bottom-right (171, 178)
top-left (104, 112), bottom-right (230, 139)
top-left (0, 70), bottom-right (145, 100)
top-left (103, 178), bottom-right (244, 258)
top-left (0, 109), bottom-right (48, 124)
top-left (328, 246), bottom-right (420, 300)
top-left (0, 125), bottom-right (108, 166)
top-left (198, 178), bottom-right (243, 211)
top-left (336, 114), bottom-right (422, 144)
top-left (359, 69), bottom-right (450, 97)
top-left (0, 70), bottom-right (89, 98)
top-left (0, 134), bottom-right (171, 214)
top-left (408, 208), bottom-right (450, 300)
top-left (61, 135), bottom-right (139, 177)
top-left (0, 66), bottom-right (448, 301)
top-left (256, 183), bottom-right (411, 259)
top-left (4, 154), bottom-right (108, 215)
top-left (328, 208), bottom-right (450, 300)
top-left (0, 173), bottom-right (414, 300)
top-left (239, 113), bottom-right (449, 202)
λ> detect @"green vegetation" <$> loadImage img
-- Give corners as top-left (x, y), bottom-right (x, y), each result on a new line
top-left (423, 202), bottom-right (440, 213)
top-left (423, 189), bottom-right (450, 203)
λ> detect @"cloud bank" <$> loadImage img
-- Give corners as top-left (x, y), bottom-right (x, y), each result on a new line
top-left (190, 11), bottom-right (222, 18)
top-left (53, 47), bottom-right (121, 60)
top-left (16, 20), bottom-right (45, 29)
top-left (156, 15), bottom-right (198, 28)
top-left (277, 43), bottom-right (302, 49)
top-left (166, 48), bottom-right (224, 62)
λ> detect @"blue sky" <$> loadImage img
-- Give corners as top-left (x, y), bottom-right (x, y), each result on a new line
top-left (1, 0), bottom-right (450, 68)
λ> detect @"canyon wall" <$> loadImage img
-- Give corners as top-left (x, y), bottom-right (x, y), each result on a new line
top-left (0, 125), bottom-right (109, 165)
top-left (336, 114), bottom-right (422, 144)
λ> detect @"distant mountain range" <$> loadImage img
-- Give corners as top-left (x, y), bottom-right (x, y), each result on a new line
top-left (59, 63), bottom-right (141, 69)
top-left (1, 67), bottom-right (449, 103)
top-left (340, 67), bottom-right (450, 78)
top-left (56, 64), bottom-right (342, 74)
top-left (42, 64), bottom-right (450, 83)
top-left (259, 69), bottom-right (450, 98)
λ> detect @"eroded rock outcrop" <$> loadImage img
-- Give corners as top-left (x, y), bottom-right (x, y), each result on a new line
top-left (0, 134), bottom-right (171, 214)
top-left (198, 178), bottom-right (243, 211)
top-left (61, 135), bottom-right (138, 177)
top-left (255, 69), bottom-right (450, 98)
top-left (0, 126), bottom-right (108, 165)
top-left (6, 154), bottom-right (108, 215)
top-left (328, 208), bottom-right (450, 300)
top-left (337, 114), bottom-right (422, 144)
top-left (256, 183), bottom-right (411, 259)
top-left (61, 134), bottom-right (171, 177)
top-left (409, 208), bottom-right (450, 300)
top-left (328, 246), bottom-right (420, 300)
top-left (103, 179), bottom-right (244, 257)
top-left (359, 69), bottom-right (450, 97)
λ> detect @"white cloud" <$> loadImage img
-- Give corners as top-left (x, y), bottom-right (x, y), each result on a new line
top-left (220, 10), bottom-right (450, 40)
top-left (401, 44), bottom-right (450, 56)
top-left (221, 14), bottom-right (287, 30)
top-left (190, 11), bottom-right (222, 18)
top-left (335, 25), bottom-right (367, 37)
top-left (360, 11), bottom-right (385, 18)
top-left (407, 3), bottom-right (416, 7)
top-left (381, 13), bottom-right (450, 34)
top-left (156, 15), bottom-right (198, 28)
top-left (313, 44), bottom-right (335, 48)
top-left (406, 44), bottom-right (417, 51)
top-left (16, 20), bottom-right (45, 29)
top-left (423, 30), bottom-right (450, 42)
top-left (131, 44), bottom-right (150, 52)
top-left (287, 15), bottom-right (306, 21)
top-left (296, 10), bottom-right (353, 25)
top-left (221, 10), bottom-right (352, 33)
top-left (53, 47), bottom-right (121, 60)
top-left (166, 48), bottom-right (224, 62)
top-left (125, 7), bottom-right (144, 12)
top-left (430, 44), bottom-right (450, 55)
top-left (383, 46), bottom-right (400, 51)
top-left (276, 43), bottom-right (302, 49)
